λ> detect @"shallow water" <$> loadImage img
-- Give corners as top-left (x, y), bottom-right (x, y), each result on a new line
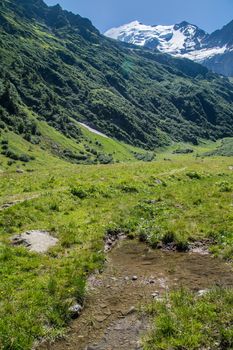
top-left (40, 240), bottom-right (233, 350)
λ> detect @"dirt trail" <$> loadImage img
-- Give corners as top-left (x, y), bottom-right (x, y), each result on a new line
top-left (40, 240), bottom-right (233, 350)
top-left (0, 186), bottom-right (68, 211)
top-left (157, 166), bottom-right (187, 177)
top-left (0, 194), bottom-right (40, 210)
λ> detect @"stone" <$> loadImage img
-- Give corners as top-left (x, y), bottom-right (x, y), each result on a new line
top-left (197, 289), bottom-right (209, 297)
top-left (155, 179), bottom-right (163, 185)
top-left (68, 304), bottom-right (83, 318)
top-left (100, 303), bottom-right (108, 308)
top-left (157, 242), bottom-right (163, 249)
top-left (110, 277), bottom-right (117, 281)
top-left (103, 309), bottom-right (111, 316)
top-left (95, 314), bottom-right (108, 322)
top-left (151, 291), bottom-right (160, 299)
top-left (146, 199), bottom-right (158, 204)
top-left (11, 230), bottom-right (58, 253)
top-left (132, 275), bottom-right (138, 281)
top-left (123, 306), bottom-right (136, 316)
top-left (104, 231), bottom-right (125, 252)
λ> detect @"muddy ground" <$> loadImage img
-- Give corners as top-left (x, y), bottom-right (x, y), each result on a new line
top-left (39, 240), bottom-right (233, 350)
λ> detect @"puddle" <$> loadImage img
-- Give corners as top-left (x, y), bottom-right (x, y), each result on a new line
top-left (39, 240), bottom-right (233, 350)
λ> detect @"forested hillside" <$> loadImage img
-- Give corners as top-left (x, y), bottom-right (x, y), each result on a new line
top-left (1, 0), bottom-right (233, 156)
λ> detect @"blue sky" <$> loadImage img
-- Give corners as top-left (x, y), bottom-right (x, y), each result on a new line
top-left (45, 0), bottom-right (233, 34)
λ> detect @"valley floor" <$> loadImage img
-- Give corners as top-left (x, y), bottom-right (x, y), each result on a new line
top-left (0, 146), bottom-right (233, 349)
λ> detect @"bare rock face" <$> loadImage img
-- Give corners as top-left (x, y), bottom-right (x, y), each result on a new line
top-left (11, 230), bottom-right (58, 253)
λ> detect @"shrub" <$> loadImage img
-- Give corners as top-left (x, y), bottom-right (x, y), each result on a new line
top-left (18, 154), bottom-right (31, 162)
top-left (1, 144), bottom-right (8, 150)
top-left (70, 186), bottom-right (88, 199)
top-left (117, 182), bottom-right (139, 193)
top-left (162, 231), bottom-right (176, 244)
top-left (186, 171), bottom-right (202, 180)
top-left (1, 140), bottom-right (8, 145)
top-left (217, 181), bottom-right (232, 193)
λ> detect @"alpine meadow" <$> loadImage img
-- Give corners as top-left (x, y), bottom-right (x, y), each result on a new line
top-left (0, 1), bottom-right (233, 350)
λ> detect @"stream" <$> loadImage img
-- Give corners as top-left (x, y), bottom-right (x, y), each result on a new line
top-left (40, 240), bottom-right (233, 350)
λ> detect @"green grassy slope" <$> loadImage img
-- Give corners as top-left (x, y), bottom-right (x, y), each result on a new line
top-left (0, 105), bottom-right (155, 171)
top-left (0, 147), bottom-right (233, 349)
top-left (203, 138), bottom-right (233, 157)
top-left (1, 0), bottom-right (233, 154)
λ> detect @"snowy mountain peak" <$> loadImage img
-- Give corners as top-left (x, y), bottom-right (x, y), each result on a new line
top-left (105, 20), bottom-right (233, 76)
top-left (105, 21), bottom-right (207, 55)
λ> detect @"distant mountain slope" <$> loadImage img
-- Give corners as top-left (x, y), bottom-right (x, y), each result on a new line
top-left (1, 0), bottom-right (233, 160)
top-left (105, 20), bottom-right (233, 77)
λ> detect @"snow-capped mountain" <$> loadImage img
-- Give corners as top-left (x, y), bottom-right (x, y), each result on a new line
top-left (105, 20), bottom-right (233, 77)
top-left (105, 21), bottom-right (207, 55)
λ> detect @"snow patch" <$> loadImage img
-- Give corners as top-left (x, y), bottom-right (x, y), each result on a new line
top-left (79, 123), bottom-right (109, 138)
top-left (161, 28), bottom-right (186, 54)
top-left (179, 46), bottom-right (227, 62)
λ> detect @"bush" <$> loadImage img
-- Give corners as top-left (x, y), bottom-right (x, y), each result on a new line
top-left (1, 140), bottom-right (8, 145)
top-left (217, 181), bottom-right (232, 193)
top-left (117, 182), bottom-right (139, 193)
top-left (97, 153), bottom-right (113, 164)
top-left (70, 186), bottom-right (88, 199)
top-left (18, 154), bottom-right (31, 162)
top-left (173, 148), bottom-right (194, 154)
top-left (162, 231), bottom-right (176, 244)
top-left (186, 171), bottom-right (202, 180)
top-left (1, 144), bottom-right (8, 150)
top-left (2, 149), bottom-right (19, 160)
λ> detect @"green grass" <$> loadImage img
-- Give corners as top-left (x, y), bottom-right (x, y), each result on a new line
top-left (78, 122), bottom-right (152, 162)
top-left (0, 106), bottom-right (155, 173)
top-left (0, 146), bottom-right (233, 349)
top-left (203, 138), bottom-right (233, 157)
top-left (143, 288), bottom-right (233, 350)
